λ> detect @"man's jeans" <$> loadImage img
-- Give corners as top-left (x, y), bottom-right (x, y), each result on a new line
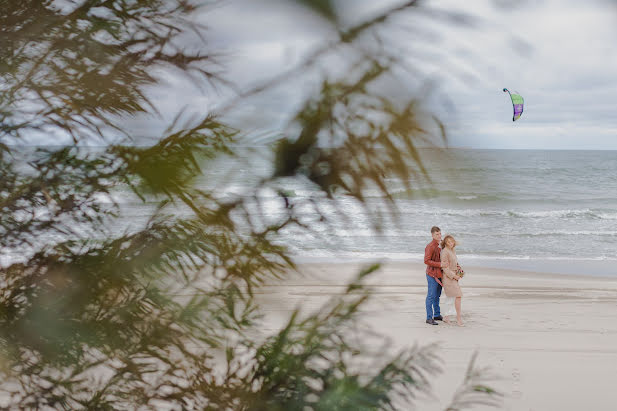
top-left (426, 274), bottom-right (442, 320)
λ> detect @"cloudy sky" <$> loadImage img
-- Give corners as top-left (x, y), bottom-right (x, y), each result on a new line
top-left (190, 0), bottom-right (617, 150)
top-left (46, 0), bottom-right (614, 150)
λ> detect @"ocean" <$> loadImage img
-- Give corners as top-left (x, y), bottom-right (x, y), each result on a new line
top-left (4, 148), bottom-right (617, 277)
top-left (183, 148), bottom-right (617, 277)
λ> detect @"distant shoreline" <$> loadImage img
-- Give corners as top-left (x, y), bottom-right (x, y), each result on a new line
top-left (291, 254), bottom-right (617, 278)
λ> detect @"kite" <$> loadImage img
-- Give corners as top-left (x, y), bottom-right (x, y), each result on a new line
top-left (503, 88), bottom-right (524, 121)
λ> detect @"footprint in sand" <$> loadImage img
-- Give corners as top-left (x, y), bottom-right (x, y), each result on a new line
top-left (511, 368), bottom-right (522, 399)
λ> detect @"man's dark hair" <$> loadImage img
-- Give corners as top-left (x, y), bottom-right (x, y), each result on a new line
top-left (431, 226), bottom-right (441, 234)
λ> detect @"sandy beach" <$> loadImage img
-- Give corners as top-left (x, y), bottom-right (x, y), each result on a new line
top-left (253, 261), bottom-right (617, 411)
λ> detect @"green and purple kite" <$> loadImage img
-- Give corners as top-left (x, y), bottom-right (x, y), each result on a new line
top-left (503, 88), bottom-right (524, 121)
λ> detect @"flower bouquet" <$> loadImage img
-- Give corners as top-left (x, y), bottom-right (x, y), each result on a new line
top-left (456, 263), bottom-right (465, 278)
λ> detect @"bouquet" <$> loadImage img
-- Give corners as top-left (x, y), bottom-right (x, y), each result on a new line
top-left (456, 263), bottom-right (465, 278)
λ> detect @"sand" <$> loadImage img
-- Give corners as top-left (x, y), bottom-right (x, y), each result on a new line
top-left (253, 261), bottom-right (617, 410)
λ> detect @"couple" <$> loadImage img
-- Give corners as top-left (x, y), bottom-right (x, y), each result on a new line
top-left (424, 226), bottom-right (464, 326)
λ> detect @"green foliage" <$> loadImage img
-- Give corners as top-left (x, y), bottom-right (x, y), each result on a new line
top-left (294, 0), bottom-right (338, 22)
top-left (243, 269), bottom-right (440, 411)
top-left (0, 0), bottom-right (215, 143)
top-left (0, 1), bottom-right (501, 409)
top-left (445, 352), bottom-right (503, 410)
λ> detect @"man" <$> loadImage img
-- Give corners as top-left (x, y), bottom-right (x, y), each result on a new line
top-left (424, 226), bottom-right (449, 325)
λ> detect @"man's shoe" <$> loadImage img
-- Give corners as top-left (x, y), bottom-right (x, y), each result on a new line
top-left (426, 319), bottom-right (438, 325)
top-left (433, 315), bottom-right (443, 321)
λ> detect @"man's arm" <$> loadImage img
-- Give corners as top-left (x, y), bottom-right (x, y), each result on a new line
top-left (424, 244), bottom-right (441, 267)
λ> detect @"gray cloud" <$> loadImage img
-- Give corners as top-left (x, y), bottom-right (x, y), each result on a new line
top-left (45, 0), bottom-right (617, 149)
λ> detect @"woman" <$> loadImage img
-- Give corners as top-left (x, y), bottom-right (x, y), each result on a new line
top-left (440, 235), bottom-right (464, 326)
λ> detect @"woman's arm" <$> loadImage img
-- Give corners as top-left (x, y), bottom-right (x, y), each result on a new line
top-left (453, 255), bottom-right (462, 280)
top-left (441, 251), bottom-right (455, 279)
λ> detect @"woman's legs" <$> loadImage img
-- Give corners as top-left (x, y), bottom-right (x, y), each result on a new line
top-left (442, 297), bottom-right (452, 324)
top-left (455, 297), bottom-right (463, 325)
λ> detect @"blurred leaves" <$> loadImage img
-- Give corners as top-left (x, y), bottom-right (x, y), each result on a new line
top-left (207, 265), bottom-right (443, 410)
top-left (0, 0), bottom-right (500, 410)
top-left (294, 0), bottom-right (338, 22)
top-left (110, 114), bottom-right (237, 200)
top-left (0, 0), bottom-right (220, 144)
top-left (445, 352), bottom-right (503, 411)
top-left (244, 268), bottom-right (440, 411)
top-left (274, 58), bottom-right (441, 229)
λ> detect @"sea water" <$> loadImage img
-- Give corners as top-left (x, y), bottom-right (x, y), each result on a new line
top-left (190, 148), bottom-right (617, 277)
top-left (4, 148), bottom-right (617, 276)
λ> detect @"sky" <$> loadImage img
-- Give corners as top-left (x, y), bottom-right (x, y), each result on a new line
top-left (14, 0), bottom-right (616, 149)
top-left (188, 0), bottom-right (617, 150)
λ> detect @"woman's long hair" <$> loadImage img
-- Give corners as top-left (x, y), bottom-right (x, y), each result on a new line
top-left (440, 235), bottom-right (457, 249)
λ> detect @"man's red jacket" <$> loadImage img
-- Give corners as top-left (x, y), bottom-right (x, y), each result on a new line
top-left (424, 239), bottom-right (443, 279)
